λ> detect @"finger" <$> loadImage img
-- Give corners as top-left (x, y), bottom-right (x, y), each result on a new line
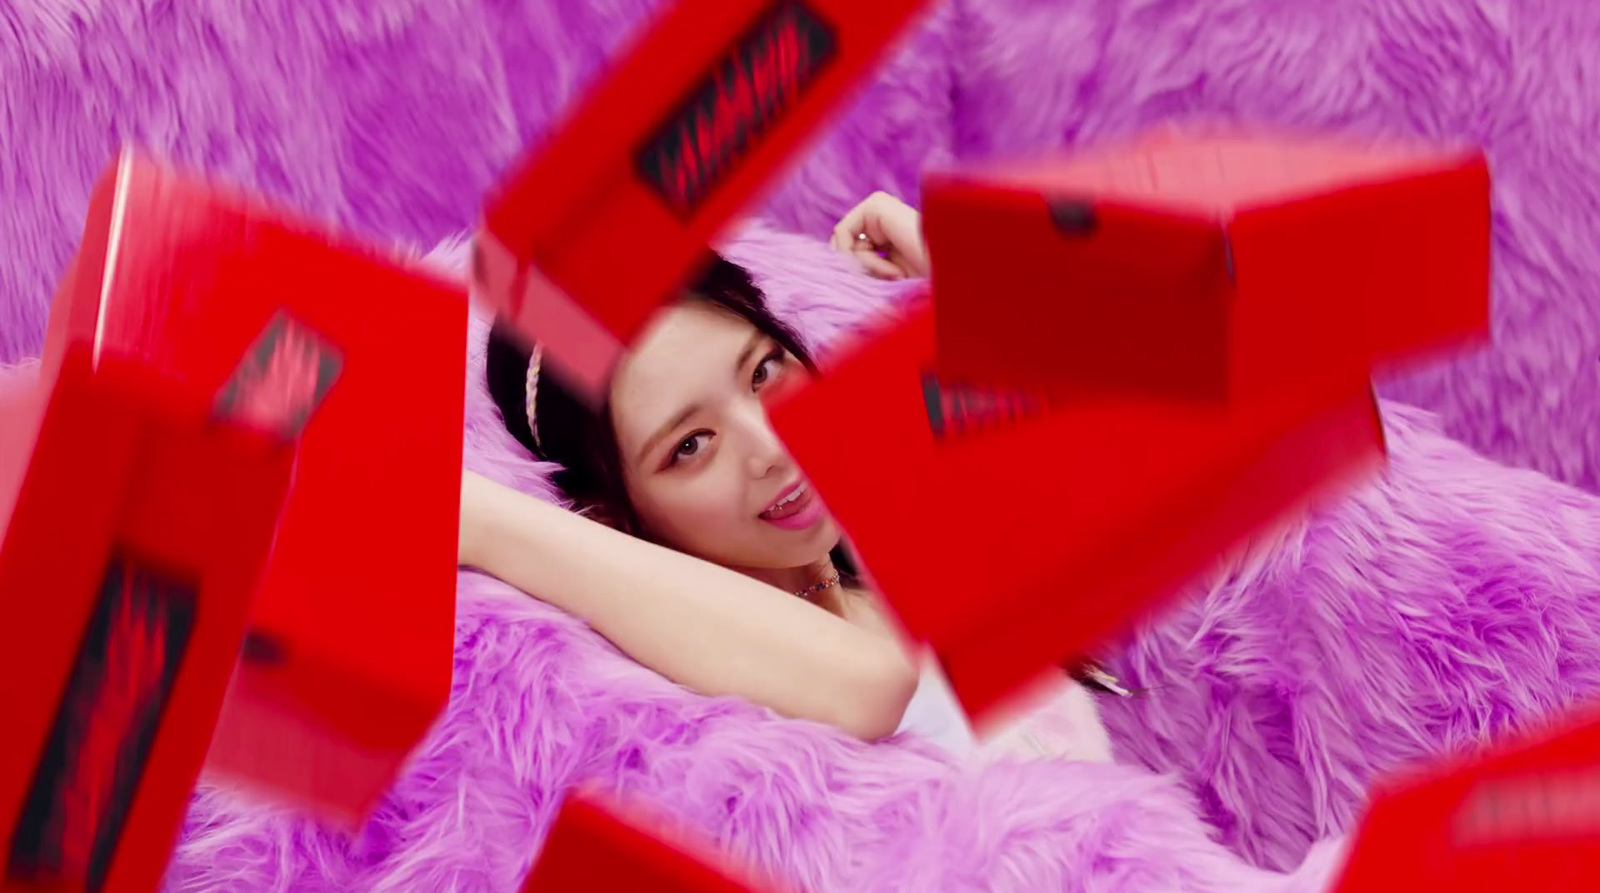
top-left (832, 201), bottom-right (871, 252)
top-left (828, 225), bottom-right (849, 253)
top-left (875, 203), bottom-right (928, 277)
top-left (884, 247), bottom-right (924, 280)
top-left (852, 249), bottom-right (906, 280)
top-left (857, 207), bottom-right (891, 247)
top-left (834, 195), bottom-right (900, 249)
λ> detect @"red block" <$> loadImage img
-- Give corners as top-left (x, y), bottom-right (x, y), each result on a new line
top-left (924, 130), bottom-right (1490, 406)
top-left (1332, 701), bottom-right (1600, 892)
top-left (478, 0), bottom-right (933, 401)
top-left (42, 152), bottom-right (465, 825)
top-left (522, 795), bottom-right (775, 893)
top-left (0, 345), bottom-right (297, 893)
top-left (768, 299), bottom-right (1386, 720)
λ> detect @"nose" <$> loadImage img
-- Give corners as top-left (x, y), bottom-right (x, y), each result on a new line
top-left (731, 400), bottom-right (792, 481)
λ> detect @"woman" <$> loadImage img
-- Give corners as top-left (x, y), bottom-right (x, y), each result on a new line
top-left (460, 193), bottom-right (1110, 759)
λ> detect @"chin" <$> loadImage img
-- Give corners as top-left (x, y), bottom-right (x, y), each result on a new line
top-left (792, 514), bottom-right (840, 551)
top-left (742, 517), bottom-right (842, 570)
top-left (792, 516), bottom-right (843, 565)
top-left (818, 517), bottom-right (843, 551)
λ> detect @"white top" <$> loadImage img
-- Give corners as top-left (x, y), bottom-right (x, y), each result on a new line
top-left (895, 659), bottom-right (978, 757)
top-left (895, 655), bottom-right (1116, 764)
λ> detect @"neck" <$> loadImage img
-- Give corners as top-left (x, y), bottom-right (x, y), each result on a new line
top-left (743, 556), bottom-right (838, 599)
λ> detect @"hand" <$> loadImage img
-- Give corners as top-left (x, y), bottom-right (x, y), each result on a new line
top-left (830, 191), bottom-right (930, 280)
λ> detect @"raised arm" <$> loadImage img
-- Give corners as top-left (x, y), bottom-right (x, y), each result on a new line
top-left (458, 471), bottom-right (919, 740)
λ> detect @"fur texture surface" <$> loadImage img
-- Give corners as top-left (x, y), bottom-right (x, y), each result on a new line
top-left (5, 1), bottom-right (1600, 891)
top-left (166, 231), bottom-right (1600, 891)
top-left (1098, 399), bottom-right (1600, 870)
top-left (0, 0), bottom-right (952, 363)
top-left (169, 586), bottom-right (1345, 893)
top-left (946, 0), bottom-right (1600, 495)
top-left (7, 0), bottom-right (1599, 495)
top-left (160, 232), bottom-right (1353, 893)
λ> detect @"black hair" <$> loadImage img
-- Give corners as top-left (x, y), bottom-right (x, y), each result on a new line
top-left (486, 253), bottom-right (859, 578)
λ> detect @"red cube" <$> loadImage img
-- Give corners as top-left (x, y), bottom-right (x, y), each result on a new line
top-left (769, 299), bottom-right (1385, 720)
top-left (477, 0), bottom-right (933, 401)
top-left (0, 346), bottom-right (296, 893)
top-left (924, 129), bottom-right (1490, 407)
top-left (522, 795), bottom-right (774, 893)
top-left (1332, 701), bottom-right (1600, 893)
top-left (42, 152), bottom-right (464, 825)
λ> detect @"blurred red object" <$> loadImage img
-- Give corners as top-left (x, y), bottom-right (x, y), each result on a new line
top-left (924, 130), bottom-right (1490, 408)
top-left (478, 0), bottom-right (933, 402)
top-left (1332, 702), bottom-right (1600, 892)
top-left (769, 299), bottom-right (1385, 720)
top-left (41, 152), bottom-right (463, 826)
top-left (0, 345), bottom-right (296, 893)
top-left (522, 794), bottom-right (775, 893)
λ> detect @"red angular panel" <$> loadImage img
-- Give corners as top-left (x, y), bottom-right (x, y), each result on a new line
top-left (769, 299), bottom-right (1386, 720)
top-left (1332, 702), bottom-right (1600, 893)
top-left (522, 795), bottom-right (777, 893)
top-left (924, 130), bottom-right (1490, 408)
top-left (42, 152), bottom-right (464, 825)
top-left (0, 346), bottom-right (295, 893)
top-left (477, 0), bottom-right (934, 401)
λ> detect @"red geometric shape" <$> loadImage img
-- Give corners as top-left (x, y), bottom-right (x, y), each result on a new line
top-left (0, 346), bottom-right (295, 893)
top-left (42, 152), bottom-right (465, 825)
top-left (768, 299), bottom-right (1386, 721)
top-left (521, 795), bottom-right (776, 893)
top-left (1332, 702), bottom-right (1600, 893)
top-left (478, 0), bottom-right (934, 402)
top-left (924, 130), bottom-right (1491, 407)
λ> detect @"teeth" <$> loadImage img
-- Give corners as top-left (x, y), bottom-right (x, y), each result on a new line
top-left (767, 483), bottom-right (807, 513)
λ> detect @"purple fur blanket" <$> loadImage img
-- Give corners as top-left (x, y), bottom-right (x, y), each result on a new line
top-left (5, 0), bottom-right (1600, 494)
top-left (947, 0), bottom-right (1600, 497)
top-left (158, 230), bottom-right (1599, 892)
top-left (4, 1), bottom-right (1600, 891)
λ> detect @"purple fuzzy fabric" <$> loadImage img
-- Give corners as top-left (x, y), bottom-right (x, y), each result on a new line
top-left (945, 0), bottom-right (1600, 496)
top-left (0, 0), bottom-right (952, 363)
top-left (6, 1), bottom-right (1600, 891)
top-left (160, 233), bottom-right (1355, 893)
top-left (167, 231), bottom-right (1600, 891)
top-left (9, 0), bottom-right (1599, 498)
top-left (1098, 401), bottom-right (1600, 870)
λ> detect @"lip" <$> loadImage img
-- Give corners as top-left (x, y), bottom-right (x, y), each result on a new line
top-left (759, 481), bottom-right (826, 531)
top-left (763, 481), bottom-right (804, 513)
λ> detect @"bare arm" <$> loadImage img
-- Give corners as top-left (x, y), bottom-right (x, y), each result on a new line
top-left (458, 471), bottom-right (919, 739)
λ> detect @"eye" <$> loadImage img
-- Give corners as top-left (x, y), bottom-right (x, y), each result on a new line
top-left (751, 348), bottom-right (788, 390)
top-left (666, 431), bottom-right (714, 467)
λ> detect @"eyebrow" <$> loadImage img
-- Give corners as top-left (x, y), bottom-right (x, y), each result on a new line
top-left (634, 332), bottom-right (770, 466)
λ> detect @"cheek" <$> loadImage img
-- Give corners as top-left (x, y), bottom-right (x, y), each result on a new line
top-left (629, 466), bottom-right (748, 544)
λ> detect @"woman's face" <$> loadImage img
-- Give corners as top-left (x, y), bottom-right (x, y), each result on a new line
top-left (608, 301), bottom-right (840, 572)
